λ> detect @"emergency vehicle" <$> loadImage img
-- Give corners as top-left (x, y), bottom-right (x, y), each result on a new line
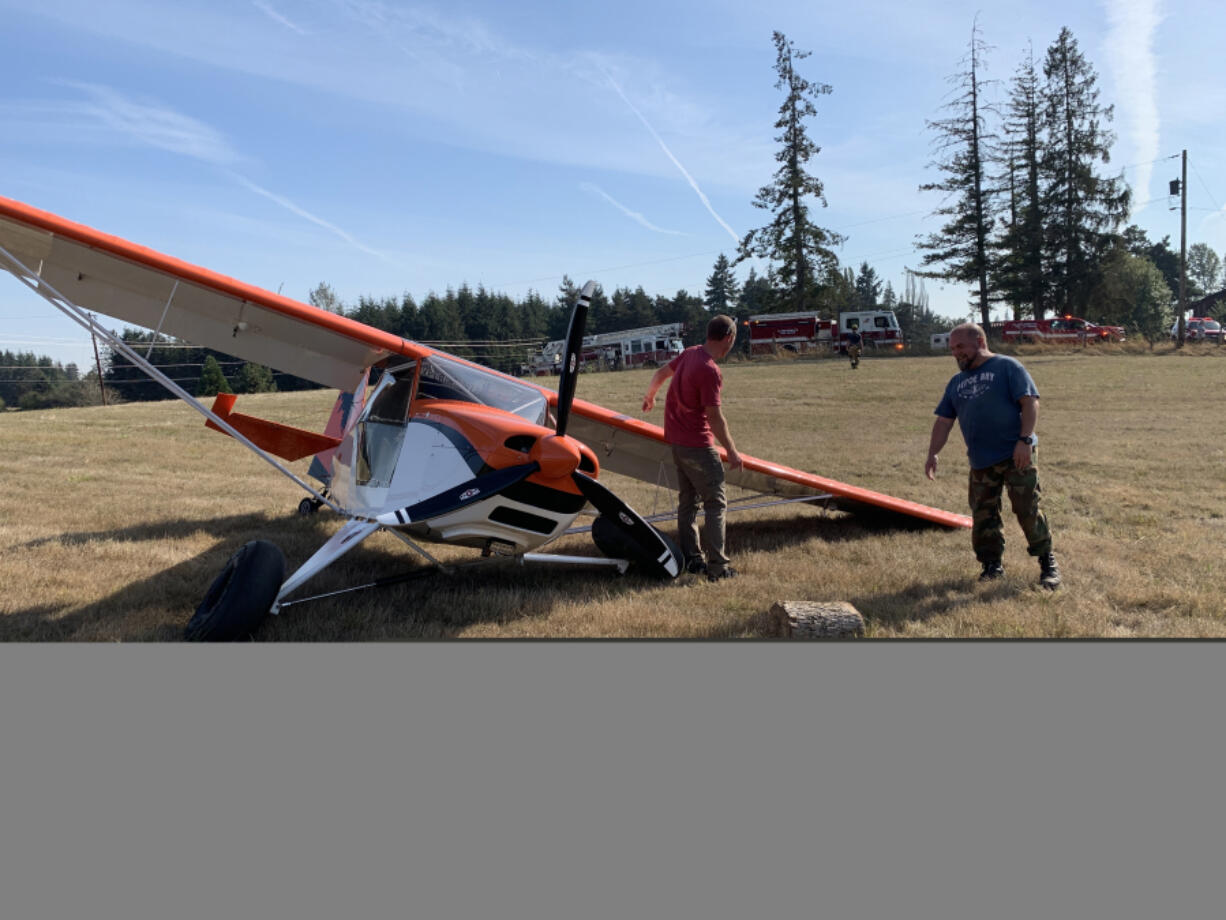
top-left (530, 322), bottom-right (686, 375)
top-left (746, 309), bottom-right (904, 355)
top-left (1169, 316), bottom-right (1222, 343)
top-left (997, 315), bottom-right (1125, 344)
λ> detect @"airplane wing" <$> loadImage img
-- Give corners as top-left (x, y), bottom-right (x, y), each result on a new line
top-left (0, 195), bottom-right (415, 391)
top-left (563, 397), bottom-right (972, 529)
top-left (0, 194), bottom-right (968, 530)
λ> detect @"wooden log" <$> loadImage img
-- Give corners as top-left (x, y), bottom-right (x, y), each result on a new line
top-left (771, 601), bottom-right (865, 638)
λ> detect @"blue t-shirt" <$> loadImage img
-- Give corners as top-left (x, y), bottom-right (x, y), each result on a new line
top-left (935, 355), bottom-right (1039, 469)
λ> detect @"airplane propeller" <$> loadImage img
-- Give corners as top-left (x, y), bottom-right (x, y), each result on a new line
top-left (553, 280), bottom-right (594, 437)
top-left (539, 281), bottom-right (680, 577)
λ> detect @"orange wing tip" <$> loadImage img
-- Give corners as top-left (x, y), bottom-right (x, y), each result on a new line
top-left (206, 394), bottom-right (341, 462)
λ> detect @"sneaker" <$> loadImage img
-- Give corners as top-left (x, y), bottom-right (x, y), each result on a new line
top-left (1039, 552), bottom-right (1061, 590)
top-left (979, 560), bottom-right (1005, 581)
top-left (684, 556), bottom-right (708, 575)
top-left (707, 566), bottom-right (738, 582)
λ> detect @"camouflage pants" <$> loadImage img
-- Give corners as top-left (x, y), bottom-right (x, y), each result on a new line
top-left (672, 445), bottom-right (730, 574)
top-left (968, 455), bottom-right (1052, 562)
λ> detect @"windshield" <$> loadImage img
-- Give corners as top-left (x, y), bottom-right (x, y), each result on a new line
top-left (354, 364), bottom-right (416, 488)
top-left (418, 355), bottom-right (549, 425)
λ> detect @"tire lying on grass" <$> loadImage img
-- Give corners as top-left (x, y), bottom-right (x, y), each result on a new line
top-left (185, 540), bottom-right (286, 641)
top-left (591, 514), bottom-right (682, 580)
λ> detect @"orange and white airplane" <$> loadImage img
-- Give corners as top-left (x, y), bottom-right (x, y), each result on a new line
top-left (0, 195), bottom-right (970, 639)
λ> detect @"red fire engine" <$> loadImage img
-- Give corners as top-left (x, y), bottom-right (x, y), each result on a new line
top-left (746, 310), bottom-right (904, 355)
top-left (997, 315), bottom-right (1125, 344)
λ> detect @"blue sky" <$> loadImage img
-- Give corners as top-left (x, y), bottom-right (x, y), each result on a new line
top-left (1, 0), bottom-right (1221, 369)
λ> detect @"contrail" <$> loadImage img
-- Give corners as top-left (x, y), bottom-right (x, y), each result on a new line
top-left (1103, 0), bottom-right (1163, 219)
top-left (580, 182), bottom-right (684, 235)
top-left (602, 71), bottom-right (741, 245)
top-left (228, 172), bottom-right (392, 262)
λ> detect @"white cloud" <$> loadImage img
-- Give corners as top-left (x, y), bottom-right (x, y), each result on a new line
top-left (1102, 0), bottom-right (1164, 214)
top-left (59, 81), bottom-right (242, 165)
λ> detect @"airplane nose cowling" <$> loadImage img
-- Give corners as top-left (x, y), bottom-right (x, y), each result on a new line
top-left (531, 435), bottom-right (582, 480)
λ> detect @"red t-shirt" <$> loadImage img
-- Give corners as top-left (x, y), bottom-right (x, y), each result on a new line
top-left (664, 345), bottom-right (722, 447)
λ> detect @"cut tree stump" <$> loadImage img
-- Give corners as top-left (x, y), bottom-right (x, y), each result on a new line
top-left (771, 601), bottom-right (865, 638)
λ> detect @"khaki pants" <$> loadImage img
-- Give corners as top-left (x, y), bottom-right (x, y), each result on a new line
top-left (672, 445), bottom-right (729, 575)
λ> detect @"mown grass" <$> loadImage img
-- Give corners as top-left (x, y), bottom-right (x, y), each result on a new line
top-left (2, 340), bottom-right (1224, 640)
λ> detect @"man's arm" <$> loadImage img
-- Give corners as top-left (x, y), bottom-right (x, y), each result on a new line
top-left (707, 405), bottom-right (743, 471)
top-left (925, 415), bottom-right (956, 480)
top-left (641, 364), bottom-right (674, 412)
top-left (1013, 396), bottom-right (1039, 469)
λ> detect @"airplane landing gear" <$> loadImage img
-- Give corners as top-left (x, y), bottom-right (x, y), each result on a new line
top-left (185, 540), bottom-right (285, 641)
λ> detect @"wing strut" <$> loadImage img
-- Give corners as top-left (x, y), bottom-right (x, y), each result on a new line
top-left (0, 241), bottom-right (342, 512)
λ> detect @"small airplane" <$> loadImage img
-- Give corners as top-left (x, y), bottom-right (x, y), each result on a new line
top-left (0, 195), bottom-right (970, 640)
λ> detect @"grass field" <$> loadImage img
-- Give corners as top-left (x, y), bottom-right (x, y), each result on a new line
top-left (3, 341), bottom-right (1225, 640)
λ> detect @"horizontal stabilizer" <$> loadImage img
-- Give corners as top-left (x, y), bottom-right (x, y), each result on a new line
top-left (206, 393), bottom-right (341, 462)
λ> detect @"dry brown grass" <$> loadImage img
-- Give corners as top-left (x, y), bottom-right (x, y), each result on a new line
top-left (3, 341), bottom-right (1224, 640)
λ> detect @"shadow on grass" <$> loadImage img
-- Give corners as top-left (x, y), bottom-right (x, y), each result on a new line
top-left (4, 503), bottom-right (963, 642)
top-left (847, 576), bottom-right (1017, 633)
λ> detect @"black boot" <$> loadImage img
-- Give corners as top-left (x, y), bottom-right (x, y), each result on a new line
top-left (1039, 552), bottom-right (1061, 590)
top-left (979, 560), bottom-right (1004, 581)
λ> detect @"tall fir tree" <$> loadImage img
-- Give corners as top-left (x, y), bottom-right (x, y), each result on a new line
top-left (994, 44), bottom-right (1047, 319)
top-left (704, 254), bottom-right (740, 313)
top-left (1039, 26), bottom-right (1130, 315)
top-left (736, 31), bottom-right (843, 313)
top-left (917, 17), bottom-right (998, 331)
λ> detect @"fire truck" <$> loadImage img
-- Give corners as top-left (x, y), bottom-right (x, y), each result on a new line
top-left (530, 322), bottom-right (686, 375)
top-left (746, 309), bottom-right (904, 355)
top-left (997, 315), bottom-right (1126, 344)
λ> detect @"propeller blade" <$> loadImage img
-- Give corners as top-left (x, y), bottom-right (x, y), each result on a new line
top-left (554, 280), bottom-right (596, 438)
top-left (572, 471), bottom-right (681, 578)
top-left (378, 462), bottom-right (539, 526)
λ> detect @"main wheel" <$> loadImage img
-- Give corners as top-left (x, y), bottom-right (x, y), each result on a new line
top-left (185, 540), bottom-right (285, 641)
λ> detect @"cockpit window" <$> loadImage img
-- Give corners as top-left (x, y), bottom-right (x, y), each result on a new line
top-left (355, 363), bottom-right (416, 488)
top-left (418, 356), bottom-right (548, 425)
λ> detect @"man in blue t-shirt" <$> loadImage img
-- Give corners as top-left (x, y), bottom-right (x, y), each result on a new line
top-left (925, 323), bottom-right (1060, 589)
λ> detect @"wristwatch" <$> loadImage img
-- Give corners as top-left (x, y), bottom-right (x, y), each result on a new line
top-left (1018, 434), bottom-right (1037, 447)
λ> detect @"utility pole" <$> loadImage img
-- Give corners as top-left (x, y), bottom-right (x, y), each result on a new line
top-left (1177, 150), bottom-right (1188, 346)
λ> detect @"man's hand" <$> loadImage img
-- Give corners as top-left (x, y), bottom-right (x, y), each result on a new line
top-left (642, 392), bottom-right (656, 412)
top-left (925, 453), bottom-right (939, 480)
top-left (726, 448), bottom-right (744, 472)
top-left (1013, 441), bottom-right (1033, 470)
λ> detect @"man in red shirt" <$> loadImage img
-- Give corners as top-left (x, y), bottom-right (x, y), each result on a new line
top-left (642, 315), bottom-right (744, 580)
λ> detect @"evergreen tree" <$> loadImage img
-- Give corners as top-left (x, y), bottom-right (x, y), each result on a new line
top-left (704, 254), bottom-right (740, 313)
top-left (736, 31), bottom-right (843, 313)
top-left (853, 262), bottom-right (882, 309)
top-left (994, 44), bottom-right (1048, 319)
top-left (234, 362), bottom-right (277, 393)
top-left (1039, 27), bottom-right (1130, 314)
top-left (881, 282), bottom-right (897, 309)
top-left (735, 267), bottom-right (776, 316)
top-left (197, 354), bottom-right (232, 397)
top-left (917, 17), bottom-right (998, 330)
